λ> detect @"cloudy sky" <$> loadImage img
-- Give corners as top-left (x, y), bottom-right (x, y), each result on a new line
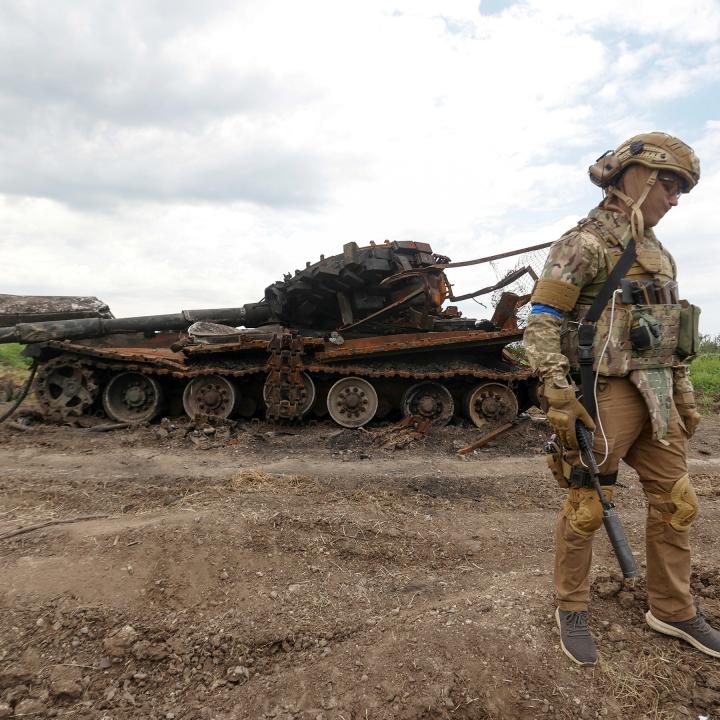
top-left (2, 0), bottom-right (720, 333)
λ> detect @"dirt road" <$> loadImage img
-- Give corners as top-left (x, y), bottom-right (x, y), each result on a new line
top-left (1, 416), bottom-right (720, 719)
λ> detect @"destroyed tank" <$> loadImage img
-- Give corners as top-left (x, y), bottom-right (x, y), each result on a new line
top-left (1, 241), bottom-right (541, 428)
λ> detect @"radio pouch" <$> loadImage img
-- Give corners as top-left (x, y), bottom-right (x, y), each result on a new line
top-left (629, 307), bottom-right (662, 351)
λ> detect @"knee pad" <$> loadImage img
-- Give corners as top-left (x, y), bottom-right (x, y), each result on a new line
top-left (563, 486), bottom-right (613, 537)
top-left (670, 474), bottom-right (698, 531)
top-left (646, 474), bottom-right (699, 532)
top-left (670, 475), bottom-right (700, 532)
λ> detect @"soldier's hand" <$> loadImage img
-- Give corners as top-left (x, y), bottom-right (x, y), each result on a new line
top-left (540, 380), bottom-right (595, 450)
top-left (676, 402), bottom-right (701, 437)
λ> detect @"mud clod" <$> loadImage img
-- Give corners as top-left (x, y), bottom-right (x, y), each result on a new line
top-left (103, 625), bottom-right (139, 657)
top-left (48, 666), bottom-right (82, 699)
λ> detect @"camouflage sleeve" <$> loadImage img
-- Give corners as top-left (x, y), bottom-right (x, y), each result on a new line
top-left (538, 230), bottom-right (606, 287)
top-left (524, 312), bottom-right (568, 383)
top-left (524, 230), bottom-right (606, 384)
top-left (672, 364), bottom-right (696, 405)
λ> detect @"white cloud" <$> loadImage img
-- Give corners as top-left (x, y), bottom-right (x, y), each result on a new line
top-left (1, 0), bottom-right (719, 333)
top-left (524, 0), bottom-right (720, 43)
top-left (662, 121), bottom-right (720, 333)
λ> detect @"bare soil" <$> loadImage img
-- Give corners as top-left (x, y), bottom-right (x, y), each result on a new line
top-left (1, 411), bottom-right (720, 720)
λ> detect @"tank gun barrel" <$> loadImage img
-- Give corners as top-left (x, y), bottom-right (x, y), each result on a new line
top-left (0, 307), bottom-right (253, 345)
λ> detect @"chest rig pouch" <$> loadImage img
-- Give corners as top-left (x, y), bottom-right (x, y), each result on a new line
top-left (620, 278), bottom-right (679, 353)
top-left (563, 300), bottom-right (682, 376)
top-left (630, 307), bottom-right (661, 351)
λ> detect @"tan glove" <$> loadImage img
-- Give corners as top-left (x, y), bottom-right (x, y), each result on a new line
top-left (540, 381), bottom-right (596, 450)
top-left (675, 401), bottom-right (701, 437)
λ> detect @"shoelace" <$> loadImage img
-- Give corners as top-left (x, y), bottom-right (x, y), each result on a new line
top-left (563, 612), bottom-right (591, 637)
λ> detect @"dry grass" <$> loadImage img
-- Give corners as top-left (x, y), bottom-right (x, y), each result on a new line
top-left (229, 468), bottom-right (320, 492)
top-left (597, 646), bottom-right (696, 719)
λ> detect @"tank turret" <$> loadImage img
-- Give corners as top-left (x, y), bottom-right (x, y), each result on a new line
top-left (0, 241), bottom-right (474, 345)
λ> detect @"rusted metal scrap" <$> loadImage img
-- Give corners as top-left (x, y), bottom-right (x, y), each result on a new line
top-left (457, 414), bottom-right (530, 455)
top-left (0, 293), bottom-right (113, 328)
top-left (457, 422), bottom-right (514, 455)
top-left (374, 415), bottom-right (432, 450)
top-left (264, 331), bottom-right (309, 421)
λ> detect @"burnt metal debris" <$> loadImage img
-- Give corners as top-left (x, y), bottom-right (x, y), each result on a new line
top-left (1, 240), bottom-right (544, 427)
top-left (0, 294), bottom-right (113, 328)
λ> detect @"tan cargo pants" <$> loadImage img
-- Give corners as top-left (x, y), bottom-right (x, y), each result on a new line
top-left (556, 375), bottom-right (696, 622)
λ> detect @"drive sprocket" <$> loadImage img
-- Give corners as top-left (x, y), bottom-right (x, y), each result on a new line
top-left (35, 356), bottom-right (99, 419)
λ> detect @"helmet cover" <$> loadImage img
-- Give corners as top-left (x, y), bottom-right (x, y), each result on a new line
top-left (589, 132), bottom-right (700, 192)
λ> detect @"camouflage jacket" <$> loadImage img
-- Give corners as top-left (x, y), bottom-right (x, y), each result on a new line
top-left (524, 206), bottom-right (693, 440)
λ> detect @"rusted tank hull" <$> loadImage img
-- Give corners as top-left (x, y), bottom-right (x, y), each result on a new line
top-left (27, 326), bottom-right (536, 428)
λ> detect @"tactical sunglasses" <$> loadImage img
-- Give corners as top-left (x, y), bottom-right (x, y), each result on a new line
top-left (657, 174), bottom-right (684, 198)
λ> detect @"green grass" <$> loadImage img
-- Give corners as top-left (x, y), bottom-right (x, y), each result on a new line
top-left (0, 343), bottom-right (32, 370)
top-left (689, 353), bottom-right (720, 412)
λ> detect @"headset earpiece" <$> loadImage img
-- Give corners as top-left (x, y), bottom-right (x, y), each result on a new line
top-left (588, 151), bottom-right (622, 188)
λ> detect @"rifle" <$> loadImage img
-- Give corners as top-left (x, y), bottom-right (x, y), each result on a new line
top-left (575, 420), bottom-right (639, 578)
top-left (570, 232), bottom-right (641, 579)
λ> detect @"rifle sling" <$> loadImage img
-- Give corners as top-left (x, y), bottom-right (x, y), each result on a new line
top-left (577, 237), bottom-right (637, 420)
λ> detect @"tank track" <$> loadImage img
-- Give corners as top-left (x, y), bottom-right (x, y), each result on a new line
top-left (37, 344), bottom-right (533, 427)
top-left (44, 342), bottom-right (530, 382)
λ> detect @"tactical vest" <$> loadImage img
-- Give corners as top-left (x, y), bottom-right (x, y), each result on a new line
top-left (560, 216), bottom-right (684, 377)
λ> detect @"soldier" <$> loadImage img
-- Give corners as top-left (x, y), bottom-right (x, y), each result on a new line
top-left (524, 132), bottom-right (720, 666)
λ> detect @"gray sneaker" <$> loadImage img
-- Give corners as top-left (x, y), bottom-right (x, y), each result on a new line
top-left (556, 608), bottom-right (598, 666)
top-left (646, 609), bottom-right (720, 658)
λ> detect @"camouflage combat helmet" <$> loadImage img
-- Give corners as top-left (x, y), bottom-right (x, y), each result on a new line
top-left (589, 132), bottom-right (700, 192)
